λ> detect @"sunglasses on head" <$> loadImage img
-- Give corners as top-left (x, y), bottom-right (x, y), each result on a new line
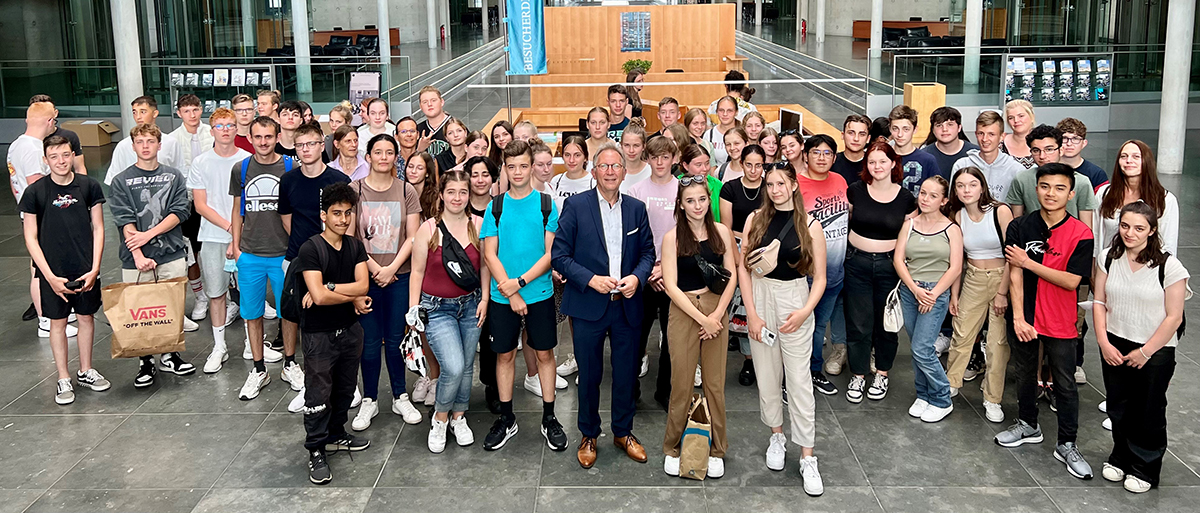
top-left (679, 176), bottom-right (707, 187)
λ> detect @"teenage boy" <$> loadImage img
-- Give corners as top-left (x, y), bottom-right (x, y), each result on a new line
top-left (1055, 117), bottom-right (1109, 192)
top-left (1004, 125), bottom-right (1097, 225)
top-left (628, 136), bottom-right (680, 409)
top-left (28, 95), bottom-right (87, 175)
top-left (257, 89), bottom-right (280, 121)
top-left (995, 163), bottom-right (1094, 481)
top-left (229, 116), bottom-right (293, 400)
top-left (951, 110), bottom-right (1025, 202)
top-left (105, 96), bottom-right (183, 186)
top-left (607, 85), bottom-right (630, 141)
top-left (188, 108), bottom-right (249, 374)
top-left (21, 135), bottom-right (110, 405)
top-left (109, 123), bottom-right (197, 387)
top-left (232, 94), bottom-right (257, 153)
top-left (415, 86), bottom-right (452, 156)
top-left (920, 106), bottom-right (978, 177)
top-left (651, 97), bottom-right (681, 139)
top-left (480, 140), bottom-right (569, 452)
top-left (888, 105), bottom-right (939, 196)
top-left (171, 94), bottom-right (215, 321)
top-left (279, 124), bottom-right (352, 389)
top-left (297, 182), bottom-right (372, 485)
top-left (831, 114), bottom-right (870, 187)
top-left (275, 101), bottom-right (305, 158)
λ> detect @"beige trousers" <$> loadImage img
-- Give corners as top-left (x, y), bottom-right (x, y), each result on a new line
top-left (947, 263), bottom-right (1010, 404)
top-left (749, 276), bottom-right (817, 448)
top-left (662, 290), bottom-right (729, 458)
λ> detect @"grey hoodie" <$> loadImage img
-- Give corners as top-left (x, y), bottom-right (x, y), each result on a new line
top-left (109, 164), bottom-right (191, 269)
top-left (950, 149), bottom-right (1024, 203)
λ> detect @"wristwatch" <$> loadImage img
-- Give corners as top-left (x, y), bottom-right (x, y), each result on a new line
top-left (517, 277), bottom-right (527, 288)
top-left (325, 282), bottom-right (336, 291)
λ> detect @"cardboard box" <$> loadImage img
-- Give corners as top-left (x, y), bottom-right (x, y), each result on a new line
top-left (60, 120), bottom-right (121, 147)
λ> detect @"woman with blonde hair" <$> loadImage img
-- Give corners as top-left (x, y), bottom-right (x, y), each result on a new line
top-left (742, 111), bottom-right (767, 144)
top-left (325, 100), bottom-right (354, 161)
top-left (1001, 100), bottom-right (1036, 169)
top-left (584, 106), bottom-right (616, 158)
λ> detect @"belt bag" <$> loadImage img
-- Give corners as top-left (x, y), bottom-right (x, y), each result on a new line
top-left (439, 221), bottom-right (481, 291)
top-left (746, 239), bottom-right (780, 279)
top-left (694, 254), bottom-right (731, 294)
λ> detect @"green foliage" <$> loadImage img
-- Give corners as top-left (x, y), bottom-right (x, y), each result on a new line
top-left (622, 59), bottom-right (652, 75)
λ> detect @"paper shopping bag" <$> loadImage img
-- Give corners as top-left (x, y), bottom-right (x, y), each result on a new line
top-left (679, 393), bottom-right (712, 480)
top-left (102, 276), bottom-right (187, 358)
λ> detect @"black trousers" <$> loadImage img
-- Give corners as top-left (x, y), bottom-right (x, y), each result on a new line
top-left (302, 323), bottom-right (364, 451)
top-left (1103, 333), bottom-right (1175, 487)
top-left (477, 321), bottom-right (496, 389)
top-left (1012, 333), bottom-right (1079, 443)
top-left (637, 287), bottom-right (672, 402)
top-left (843, 247), bottom-right (900, 375)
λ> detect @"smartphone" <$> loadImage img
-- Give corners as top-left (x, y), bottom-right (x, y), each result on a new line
top-left (760, 327), bottom-right (778, 347)
top-left (65, 280), bottom-right (84, 290)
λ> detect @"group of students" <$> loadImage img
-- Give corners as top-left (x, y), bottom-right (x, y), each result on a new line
top-left (7, 80), bottom-right (1185, 496)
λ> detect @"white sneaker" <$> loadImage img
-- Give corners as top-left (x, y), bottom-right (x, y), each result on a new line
top-left (556, 355), bottom-right (578, 376)
top-left (983, 400), bottom-right (1004, 423)
top-left (392, 393), bottom-right (423, 424)
top-left (351, 386), bottom-right (362, 408)
top-left (67, 312), bottom-right (76, 323)
top-left (1075, 366), bottom-right (1087, 384)
top-left (224, 302), bottom-right (240, 327)
top-left (555, 374), bottom-right (568, 390)
top-left (949, 387), bottom-right (960, 398)
top-left (1102, 462), bottom-right (1126, 482)
top-left (908, 398), bottom-right (929, 418)
top-left (281, 362), bottom-right (304, 391)
top-left (238, 370), bottom-right (270, 400)
top-left (664, 455), bottom-right (681, 476)
top-left (288, 388), bottom-right (306, 413)
top-left (524, 374), bottom-right (543, 397)
top-left (428, 418), bottom-right (449, 453)
top-left (800, 456), bottom-right (824, 496)
top-left (352, 398), bottom-right (379, 431)
top-left (707, 457), bottom-right (725, 478)
top-left (183, 317), bottom-right (199, 332)
top-left (263, 302), bottom-right (277, 320)
top-left (450, 416), bottom-right (474, 446)
top-left (204, 348), bottom-right (229, 374)
top-left (1102, 417), bottom-right (1112, 431)
top-left (191, 297), bottom-right (209, 321)
top-left (920, 403), bottom-right (954, 423)
top-left (424, 381), bottom-right (437, 406)
top-left (1124, 474), bottom-right (1151, 493)
top-left (37, 317), bottom-right (78, 338)
top-left (694, 366), bottom-right (703, 387)
top-left (1098, 400), bottom-right (1107, 413)
top-left (766, 432), bottom-right (787, 471)
top-left (412, 376), bottom-right (433, 402)
top-left (639, 355), bottom-right (649, 378)
top-left (934, 333), bottom-right (951, 356)
top-left (242, 341), bottom-right (284, 363)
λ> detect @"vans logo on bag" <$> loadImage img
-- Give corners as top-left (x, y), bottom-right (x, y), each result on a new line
top-left (130, 306), bottom-right (168, 320)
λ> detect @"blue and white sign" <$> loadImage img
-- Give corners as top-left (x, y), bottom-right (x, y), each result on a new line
top-left (506, 0), bottom-right (548, 75)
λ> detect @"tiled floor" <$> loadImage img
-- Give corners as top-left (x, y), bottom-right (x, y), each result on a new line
top-left (5, 37), bottom-right (1200, 513)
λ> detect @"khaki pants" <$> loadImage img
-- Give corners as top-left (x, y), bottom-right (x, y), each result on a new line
top-left (946, 263), bottom-right (1010, 404)
top-left (662, 290), bottom-right (729, 458)
top-left (121, 258), bottom-right (188, 283)
top-left (749, 277), bottom-right (816, 448)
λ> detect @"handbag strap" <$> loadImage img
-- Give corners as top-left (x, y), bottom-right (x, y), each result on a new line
top-left (763, 211), bottom-right (794, 247)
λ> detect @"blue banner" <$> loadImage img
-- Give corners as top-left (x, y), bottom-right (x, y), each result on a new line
top-left (505, 0), bottom-right (547, 75)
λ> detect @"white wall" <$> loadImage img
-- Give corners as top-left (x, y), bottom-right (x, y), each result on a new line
top-left (310, 0), bottom-right (432, 43)
top-left (823, 0), bottom-right (951, 38)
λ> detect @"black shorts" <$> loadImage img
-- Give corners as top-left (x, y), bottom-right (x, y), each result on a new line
top-left (489, 297), bottom-right (557, 353)
top-left (181, 204), bottom-right (202, 253)
top-left (40, 276), bottom-right (101, 319)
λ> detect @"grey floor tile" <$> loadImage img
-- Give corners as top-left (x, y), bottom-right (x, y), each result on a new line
top-left (24, 489), bottom-right (205, 513)
top-left (191, 487), bottom-right (373, 513)
top-left (53, 413), bottom-right (266, 489)
top-left (1048, 486), bottom-right (1200, 513)
top-left (536, 486), bottom-right (707, 513)
top-left (873, 486), bottom-right (1059, 513)
top-left (538, 410), bottom-right (699, 487)
top-left (134, 353), bottom-right (291, 414)
top-left (375, 412), bottom-right (540, 487)
top-left (0, 489), bottom-right (42, 513)
top-left (0, 415), bottom-right (125, 489)
top-left (364, 487), bottom-right (536, 513)
top-left (2, 364), bottom-right (151, 415)
top-left (705, 486), bottom-right (882, 513)
top-left (705, 410), bottom-right (869, 487)
top-left (0, 360), bottom-right (55, 409)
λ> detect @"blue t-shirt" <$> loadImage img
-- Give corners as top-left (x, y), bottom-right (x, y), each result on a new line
top-left (480, 191), bottom-right (559, 304)
top-left (899, 150), bottom-right (940, 196)
top-left (1075, 159), bottom-right (1109, 192)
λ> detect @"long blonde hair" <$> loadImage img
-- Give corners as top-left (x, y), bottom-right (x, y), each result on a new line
top-left (742, 165), bottom-right (814, 276)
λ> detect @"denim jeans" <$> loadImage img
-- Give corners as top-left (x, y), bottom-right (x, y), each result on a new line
top-left (899, 281), bottom-right (953, 408)
top-left (359, 273), bottom-right (410, 400)
top-left (809, 279), bottom-right (844, 372)
top-left (422, 290), bottom-right (482, 413)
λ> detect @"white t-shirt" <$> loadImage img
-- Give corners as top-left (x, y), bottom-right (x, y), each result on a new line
top-left (549, 172), bottom-right (596, 212)
top-left (7, 134), bottom-right (48, 203)
top-left (357, 123), bottom-right (396, 155)
top-left (620, 162), bottom-right (651, 194)
top-left (186, 148), bottom-right (250, 243)
top-left (1099, 251), bottom-right (1191, 347)
top-left (104, 132), bottom-right (184, 185)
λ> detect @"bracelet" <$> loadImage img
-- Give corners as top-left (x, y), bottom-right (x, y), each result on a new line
top-left (1139, 347), bottom-right (1150, 361)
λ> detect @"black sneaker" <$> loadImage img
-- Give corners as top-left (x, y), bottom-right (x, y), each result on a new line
top-left (22, 303), bottom-right (37, 321)
top-left (324, 434), bottom-right (370, 453)
top-left (1047, 385), bottom-right (1059, 413)
top-left (812, 371), bottom-right (838, 396)
top-left (728, 336), bottom-right (740, 352)
top-left (483, 417), bottom-right (518, 451)
top-left (541, 415), bottom-right (569, 451)
top-left (485, 386), bottom-right (502, 415)
top-left (782, 385), bottom-right (789, 405)
top-left (308, 450), bottom-right (331, 485)
top-left (134, 359), bottom-right (157, 388)
top-left (963, 350), bottom-right (985, 382)
top-left (269, 331), bottom-right (285, 352)
top-left (159, 353), bottom-right (196, 375)
top-left (738, 359), bottom-right (756, 386)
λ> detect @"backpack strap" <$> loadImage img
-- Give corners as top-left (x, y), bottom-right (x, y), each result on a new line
top-left (240, 157), bottom-right (251, 216)
top-left (1104, 254), bottom-right (1112, 273)
top-left (492, 193), bottom-right (505, 228)
top-left (539, 192), bottom-right (552, 228)
top-left (992, 204), bottom-right (1009, 243)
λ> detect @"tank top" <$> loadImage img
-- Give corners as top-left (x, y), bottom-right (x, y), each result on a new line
top-left (422, 233), bottom-right (483, 299)
top-left (756, 210), bottom-right (805, 281)
top-left (677, 238), bottom-right (723, 292)
top-left (960, 207), bottom-right (1004, 260)
top-left (905, 225), bottom-right (952, 283)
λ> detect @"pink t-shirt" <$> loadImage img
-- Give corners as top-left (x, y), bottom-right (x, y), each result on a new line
top-left (628, 177), bottom-right (678, 261)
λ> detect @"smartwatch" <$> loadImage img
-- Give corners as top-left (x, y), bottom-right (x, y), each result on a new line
top-left (517, 277), bottom-right (527, 288)
top-left (325, 282), bottom-right (336, 291)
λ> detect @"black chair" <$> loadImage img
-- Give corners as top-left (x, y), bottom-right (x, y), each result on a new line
top-left (357, 34), bottom-right (380, 56)
top-left (905, 26), bottom-right (931, 38)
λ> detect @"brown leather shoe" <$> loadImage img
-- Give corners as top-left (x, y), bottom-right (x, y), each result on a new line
top-left (577, 437), bottom-right (597, 469)
top-left (613, 434), bottom-right (648, 463)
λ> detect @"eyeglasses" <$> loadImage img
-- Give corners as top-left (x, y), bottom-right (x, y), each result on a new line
top-left (212, 123), bottom-right (236, 130)
top-left (233, 108), bottom-right (254, 114)
top-left (679, 176), bottom-right (706, 186)
top-left (808, 150), bottom-right (834, 158)
top-left (1061, 136), bottom-right (1084, 145)
top-left (1030, 146), bottom-right (1060, 156)
top-left (295, 141), bottom-right (323, 149)
top-left (595, 163), bottom-right (625, 172)
top-left (397, 129), bottom-right (417, 135)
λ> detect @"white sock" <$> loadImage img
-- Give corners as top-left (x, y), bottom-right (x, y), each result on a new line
top-left (213, 326), bottom-right (227, 352)
top-left (190, 278), bottom-right (205, 301)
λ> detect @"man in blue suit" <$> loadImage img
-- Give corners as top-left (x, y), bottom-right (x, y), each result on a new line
top-left (553, 143), bottom-right (656, 469)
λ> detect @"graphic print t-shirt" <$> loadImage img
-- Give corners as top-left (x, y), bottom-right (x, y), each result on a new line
top-left (796, 172), bottom-right (849, 287)
top-left (1006, 211), bottom-right (1093, 339)
top-left (229, 156), bottom-right (290, 257)
top-left (608, 117), bottom-right (630, 141)
top-left (899, 150), bottom-right (940, 196)
top-left (416, 116), bottom-right (452, 157)
top-left (19, 174), bottom-right (105, 277)
top-left (351, 177), bottom-right (421, 273)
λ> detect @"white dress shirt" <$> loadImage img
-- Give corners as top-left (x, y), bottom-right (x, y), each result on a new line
top-left (598, 191), bottom-right (624, 283)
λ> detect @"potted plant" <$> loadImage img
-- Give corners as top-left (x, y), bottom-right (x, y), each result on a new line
top-left (622, 59), bottom-right (652, 75)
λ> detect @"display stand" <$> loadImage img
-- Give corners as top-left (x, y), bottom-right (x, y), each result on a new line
top-left (1001, 52), bottom-right (1113, 107)
top-left (168, 64), bottom-right (278, 120)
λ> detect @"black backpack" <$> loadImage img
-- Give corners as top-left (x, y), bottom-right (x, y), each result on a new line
top-left (1104, 253), bottom-right (1186, 339)
top-left (491, 192), bottom-right (553, 230)
top-left (280, 234), bottom-right (333, 323)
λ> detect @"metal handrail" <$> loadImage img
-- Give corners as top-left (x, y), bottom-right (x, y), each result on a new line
top-left (384, 38), bottom-right (503, 98)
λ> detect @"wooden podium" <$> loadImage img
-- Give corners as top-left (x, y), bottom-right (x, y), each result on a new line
top-left (903, 82), bottom-right (946, 143)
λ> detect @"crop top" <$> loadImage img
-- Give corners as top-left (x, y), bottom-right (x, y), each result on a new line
top-left (960, 206), bottom-right (1005, 259)
top-left (676, 239), bottom-right (723, 292)
top-left (847, 181), bottom-right (916, 241)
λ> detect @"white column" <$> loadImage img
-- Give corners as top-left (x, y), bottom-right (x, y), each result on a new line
top-left (964, 0), bottom-right (982, 85)
top-left (428, 0), bottom-right (438, 48)
top-left (795, 0), bottom-right (802, 39)
top-left (110, 0), bottom-right (142, 134)
top-left (378, 0), bottom-right (391, 93)
top-left (1157, 0), bottom-right (1196, 175)
top-left (482, 0), bottom-right (489, 42)
top-left (869, 0), bottom-right (883, 82)
top-left (290, 0), bottom-right (312, 99)
top-left (755, 0), bottom-right (763, 26)
top-left (736, 0), bottom-right (743, 32)
top-left (441, 0), bottom-right (452, 44)
top-left (815, 0), bottom-right (825, 42)
top-left (241, 0), bottom-right (256, 56)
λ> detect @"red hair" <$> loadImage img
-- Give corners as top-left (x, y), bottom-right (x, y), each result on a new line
top-left (861, 141), bottom-right (903, 184)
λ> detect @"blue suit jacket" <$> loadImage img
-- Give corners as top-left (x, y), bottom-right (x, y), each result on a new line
top-left (552, 188), bottom-right (656, 324)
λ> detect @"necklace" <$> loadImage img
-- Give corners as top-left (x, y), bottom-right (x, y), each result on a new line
top-left (741, 179), bottom-right (762, 202)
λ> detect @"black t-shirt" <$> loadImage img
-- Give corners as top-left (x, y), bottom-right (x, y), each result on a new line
top-left (921, 141), bottom-right (979, 179)
top-left (417, 116), bottom-right (452, 157)
top-left (435, 150), bottom-right (460, 175)
top-left (18, 174), bottom-right (105, 277)
top-left (468, 201), bottom-right (488, 218)
top-left (52, 126), bottom-right (84, 156)
top-left (831, 152), bottom-right (863, 186)
top-left (608, 117), bottom-right (630, 141)
top-left (278, 167), bottom-right (352, 260)
top-left (295, 234), bottom-right (368, 332)
top-left (756, 210), bottom-right (804, 281)
top-left (847, 181), bottom-right (917, 241)
top-left (718, 178), bottom-right (763, 232)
